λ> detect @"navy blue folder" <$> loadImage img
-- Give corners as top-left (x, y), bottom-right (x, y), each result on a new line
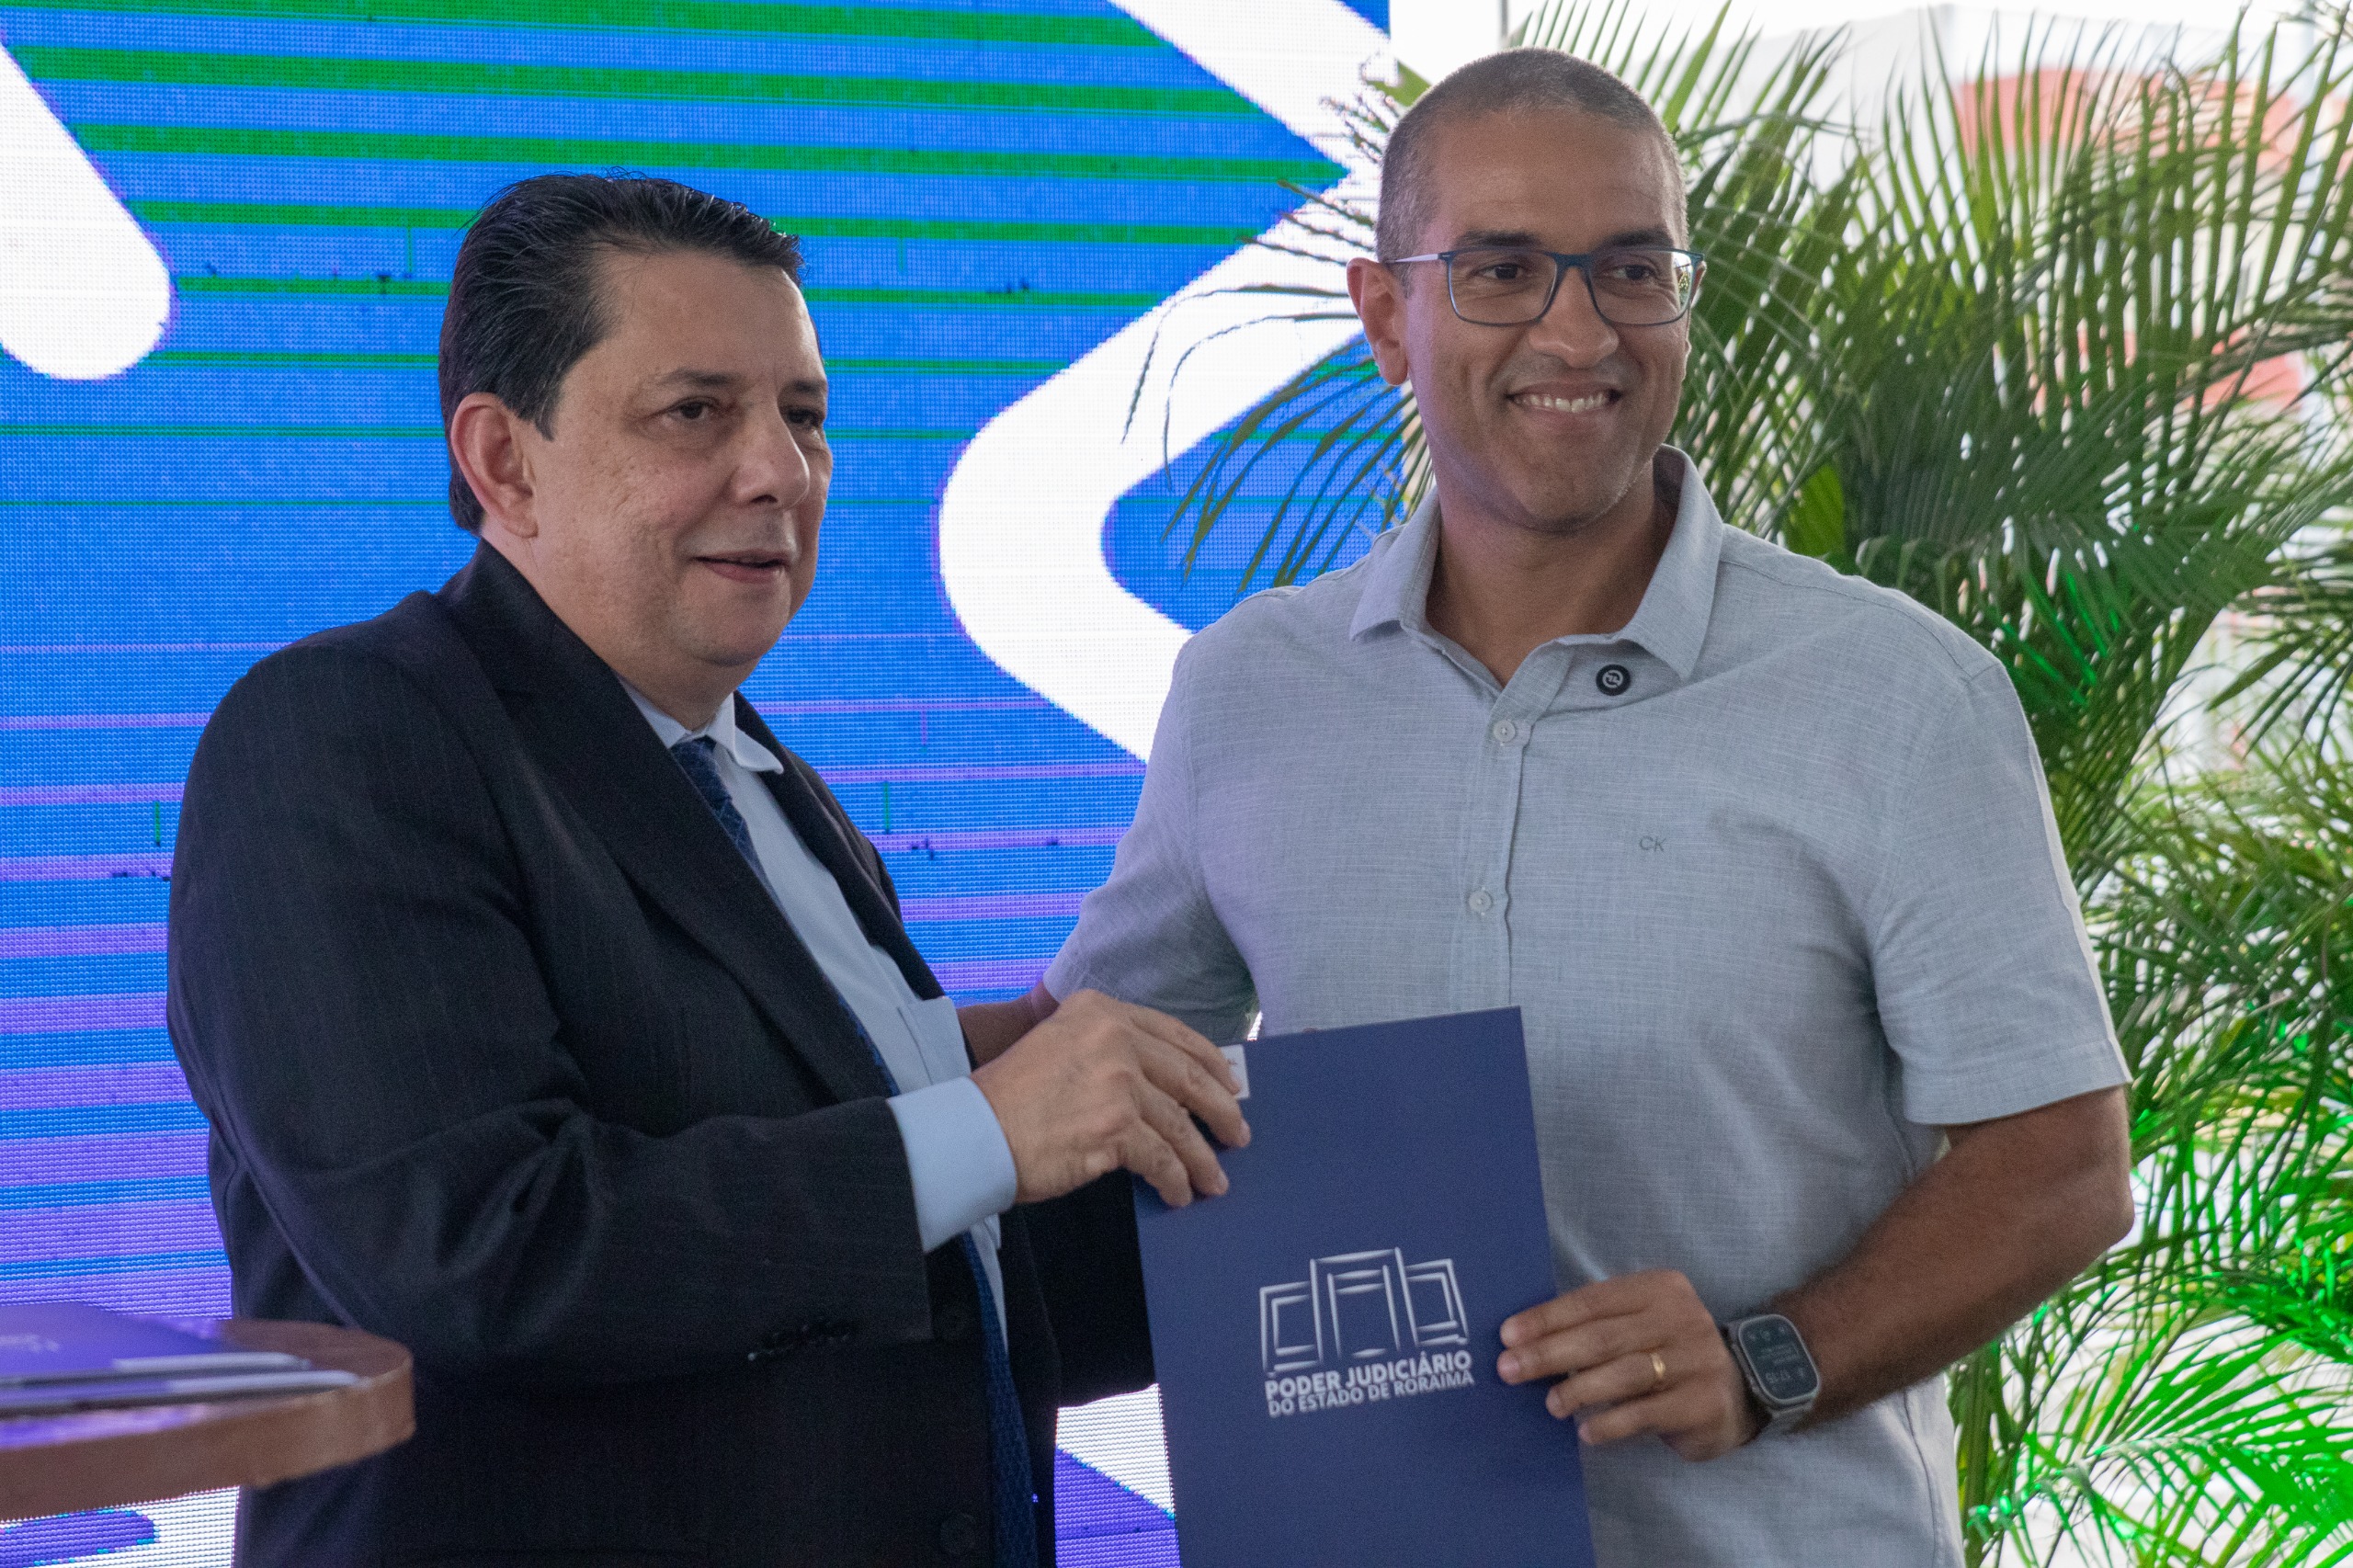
top-left (1133, 1007), bottom-right (1595, 1567)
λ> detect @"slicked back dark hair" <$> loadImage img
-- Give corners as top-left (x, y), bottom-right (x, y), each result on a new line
top-left (438, 173), bottom-right (804, 532)
top-left (1377, 49), bottom-right (1686, 265)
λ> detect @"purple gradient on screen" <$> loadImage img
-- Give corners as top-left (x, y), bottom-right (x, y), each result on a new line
top-left (0, 760), bottom-right (1142, 812)
top-left (0, 996), bottom-right (165, 1035)
top-left (0, 855), bottom-right (173, 885)
top-left (870, 825), bottom-right (1125, 854)
top-left (0, 1200), bottom-right (222, 1269)
top-left (899, 892), bottom-right (1086, 923)
top-left (0, 712), bottom-right (210, 732)
top-left (0, 1065), bottom-right (189, 1109)
top-left (0, 926), bottom-right (168, 959)
top-left (0, 786), bottom-right (181, 808)
top-left (815, 761), bottom-right (1143, 786)
top-left (1052, 1453), bottom-right (1179, 1566)
top-left (0, 1265), bottom-right (233, 1317)
top-left (0, 836), bottom-right (1123, 886)
top-left (0, 1133), bottom-right (209, 1186)
top-left (0, 1507), bottom-right (158, 1566)
top-left (0, 697), bottom-right (1051, 734)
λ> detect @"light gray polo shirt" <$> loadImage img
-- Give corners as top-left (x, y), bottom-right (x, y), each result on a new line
top-left (1046, 450), bottom-right (2127, 1568)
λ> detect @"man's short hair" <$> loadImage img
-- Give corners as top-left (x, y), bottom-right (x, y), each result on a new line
top-left (438, 173), bottom-right (804, 532)
top-left (1377, 49), bottom-right (1687, 263)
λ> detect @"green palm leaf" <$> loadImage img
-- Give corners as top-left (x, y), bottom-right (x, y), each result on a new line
top-left (1813, 19), bottom-right (2353, 866)
top-left (2006, 754), bottom-right (2353, 1564)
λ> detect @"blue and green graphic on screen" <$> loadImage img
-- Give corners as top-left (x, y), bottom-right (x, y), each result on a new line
top-left (0, 1), bottom-right (1390, 1557)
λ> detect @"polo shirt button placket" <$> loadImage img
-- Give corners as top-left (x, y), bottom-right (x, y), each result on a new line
top-left (1469, 683), bottom-right (1541, 1009)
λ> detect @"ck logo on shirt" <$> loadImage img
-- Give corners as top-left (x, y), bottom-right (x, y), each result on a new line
top-left (1258, 1248), bottom-right (1477, 1418)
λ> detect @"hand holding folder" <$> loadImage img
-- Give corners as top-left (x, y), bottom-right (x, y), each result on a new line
top-left (1133, 1008), bottom-right (1596, 1568)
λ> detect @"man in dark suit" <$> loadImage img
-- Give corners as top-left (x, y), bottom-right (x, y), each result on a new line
top-left (166, 174), bottom-right (1244, 1568)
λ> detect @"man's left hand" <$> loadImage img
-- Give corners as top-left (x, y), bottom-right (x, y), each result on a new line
top-left (1496, 1269), bottom-right (1758, 1460)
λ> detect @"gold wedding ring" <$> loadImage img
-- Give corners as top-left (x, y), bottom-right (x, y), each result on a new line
top-left (1649, 1349), bottom-right (1668, 1392)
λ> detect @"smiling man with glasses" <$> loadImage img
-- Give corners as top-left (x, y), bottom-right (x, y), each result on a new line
top-left (964, 47), bottom-right (2135, 1567)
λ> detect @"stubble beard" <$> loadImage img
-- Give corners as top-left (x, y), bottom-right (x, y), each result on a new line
top-left (1483, 438), bottom-right (1662, 541)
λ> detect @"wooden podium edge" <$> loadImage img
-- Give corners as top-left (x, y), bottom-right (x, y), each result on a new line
top-left (0, 1322), bottom-right (415, 1519)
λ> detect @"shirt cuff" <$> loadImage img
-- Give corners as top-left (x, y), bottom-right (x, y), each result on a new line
top-left (887, 1076), bottom-right (1019, 1254)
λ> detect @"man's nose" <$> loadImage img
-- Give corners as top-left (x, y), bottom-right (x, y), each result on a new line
top-left (1525, 266), bottom-right (1620, 365)
top-left (737, 403), bottom-right (815, 506)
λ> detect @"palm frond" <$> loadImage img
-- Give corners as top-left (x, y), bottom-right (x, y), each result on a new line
top-left (2219, 531), bottom-right (2353, 751)
top-left (1982, 751), bottom-right (2353, 1563)
top-left (1796, 17), bottom-right (2353, 869)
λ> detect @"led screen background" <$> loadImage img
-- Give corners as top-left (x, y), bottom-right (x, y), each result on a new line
top-left (0, 2), bottom-right (1392, 1559)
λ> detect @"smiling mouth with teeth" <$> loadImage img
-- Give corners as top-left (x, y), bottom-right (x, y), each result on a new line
top-left (1514, 391), bottom-right (1618, 415)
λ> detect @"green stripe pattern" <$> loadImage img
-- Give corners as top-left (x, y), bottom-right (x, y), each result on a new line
top-left (131, 201), bottom-right (1259, 248)
top-left (170, 275), bottom-right (1165, 309)
top-left (18, 46), bottom-right (1247, 117)
top-left (13, 0), bottom-right (1165, 44)
top-left (77, 124), bottom-right (1336, 186)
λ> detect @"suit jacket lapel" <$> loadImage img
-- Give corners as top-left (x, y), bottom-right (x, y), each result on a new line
top-left (734, 699), bottom-right (945, 1005)
top-left (437, 545), bottom-right (890, 1108)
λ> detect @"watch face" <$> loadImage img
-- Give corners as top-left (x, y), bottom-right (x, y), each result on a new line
top-left (1737, 1316), bottom-right (1820, 1404)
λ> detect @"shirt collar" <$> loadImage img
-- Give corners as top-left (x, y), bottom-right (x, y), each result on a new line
top-left (622, 680), bottom-right (785, 775)
top-left (1347, 447), bottom-right (1725, 681)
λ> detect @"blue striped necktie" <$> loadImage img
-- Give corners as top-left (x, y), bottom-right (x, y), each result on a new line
top-left (669, 735), bottom-right (1039, 1566)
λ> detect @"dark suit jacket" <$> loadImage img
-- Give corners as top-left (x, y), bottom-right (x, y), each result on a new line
top-left (166, 546), bottom-right (1145, 1567)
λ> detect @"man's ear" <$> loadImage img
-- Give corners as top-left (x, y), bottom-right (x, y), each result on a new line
top-left (1347, 256), bottom-right (1412, 389)
top-left (448, 392), bottom-right (540, 538)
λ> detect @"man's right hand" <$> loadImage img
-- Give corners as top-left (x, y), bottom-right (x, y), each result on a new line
top-left (969, 988), bottom-right (1249, 1208)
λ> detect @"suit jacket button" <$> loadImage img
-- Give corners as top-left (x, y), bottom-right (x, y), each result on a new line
top-left (936, 1511), bottom-right (982, 1557)
top-left (934, 1302), bottom-right (975, 1343)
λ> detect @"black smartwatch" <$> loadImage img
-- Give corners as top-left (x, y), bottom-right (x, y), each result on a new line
top-left (1720, 1312), bottom-right (1820, 1437)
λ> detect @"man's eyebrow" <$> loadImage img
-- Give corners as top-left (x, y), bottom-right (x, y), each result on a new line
top-left (646, 369), bottom-right (828, 397)
top-left (1451, 226), bottom-right (1680, 250)
top-left (650, 369), bottom-right (741, 392)
top-left (1601, 226), bottom-right (1678, 249)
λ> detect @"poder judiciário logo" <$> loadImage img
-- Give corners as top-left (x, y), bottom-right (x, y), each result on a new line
top-left (1258, 1248), bottom-right (1478, 1419)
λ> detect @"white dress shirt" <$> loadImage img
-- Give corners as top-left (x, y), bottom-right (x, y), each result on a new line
top-left (625, 684), bottom-right (1018, 1324)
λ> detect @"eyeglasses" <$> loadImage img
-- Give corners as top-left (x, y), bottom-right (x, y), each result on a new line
top-left (1387, 245), bottom-right (1706, 328)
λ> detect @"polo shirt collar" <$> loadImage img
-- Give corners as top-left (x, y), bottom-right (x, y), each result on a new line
top-left (1347, 447), bottom-right (1725, 681)
top-left (1618, 449), bottom-right (1724, 681)
top-left (1348, 488), bottom-right (1444, 642)
top-left (621, 680), bottom-right (785, 775)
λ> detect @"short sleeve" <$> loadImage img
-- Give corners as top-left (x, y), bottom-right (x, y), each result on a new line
top-left (1046, 643), bottom-right (1258, 1043)
top-left (1866, 663), bottom-right (2129, 1125)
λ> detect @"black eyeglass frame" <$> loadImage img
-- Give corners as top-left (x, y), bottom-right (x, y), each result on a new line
top-left (1386, 245), bottom-right (1708, 328)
